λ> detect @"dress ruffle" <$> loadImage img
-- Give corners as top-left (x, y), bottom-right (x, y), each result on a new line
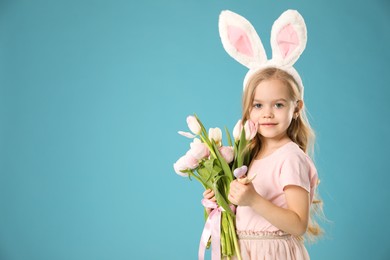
top-left (229, 230), bottom-right (309, 260)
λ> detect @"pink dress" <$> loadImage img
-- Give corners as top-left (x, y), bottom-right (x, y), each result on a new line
top-left (233, 142), bottom-right (318, 260)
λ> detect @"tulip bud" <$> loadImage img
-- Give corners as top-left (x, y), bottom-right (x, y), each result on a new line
top-left (209, 127), bottom-right (222, 146)
top-left (233, 119), bottom-right (243, 142)
top-left (173, 156), bottom-right (190, 177)
top-left (173, 153), bottom-right (199, 177)
top-left (244, 120), bottom-right (258, 141)
top-left (219, 146), bottom-right (234, 164)
top-left (189, 138), bottom-right (210, 160)
top-left (186, 115), bottom-right (201, 135)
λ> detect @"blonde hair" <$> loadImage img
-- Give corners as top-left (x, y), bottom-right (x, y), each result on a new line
top-left (242, 67), bottom-right (324, 241)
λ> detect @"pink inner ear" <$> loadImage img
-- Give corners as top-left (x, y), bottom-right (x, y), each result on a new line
top-left (277, 24), bottom-right (299, 58)
top-left (227, 25), bottom-right (253, 57)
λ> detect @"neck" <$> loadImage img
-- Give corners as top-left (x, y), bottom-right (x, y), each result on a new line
top-left (257, 136), bottom-right (291, 158)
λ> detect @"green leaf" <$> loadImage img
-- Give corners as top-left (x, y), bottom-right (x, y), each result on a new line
top-left (194, 114), bottom-right (209, 141)
top-left (225, 126), bottom-right (233, 147)
top-left (232, 143), bottom-right (239, 170)
top-left (197, 167), bottom-right (213, 188)
top-left (244, 148), bottom-right (251, 166)
top-left (236, 129), bottom-right (247, 168)
top-left (213, 182), bottom-right (234, 216)
top-left (187, 170), bottom-right (208, 189)
top-left (212, 141), bottom-right (233, 182)
top-left (204, 159), bottom-right (220, 174)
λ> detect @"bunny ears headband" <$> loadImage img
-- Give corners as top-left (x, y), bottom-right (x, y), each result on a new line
top-left (219, 10), bottom-right (307, 97)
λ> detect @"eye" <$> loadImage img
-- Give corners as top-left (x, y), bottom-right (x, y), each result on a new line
top-left (253, 103), bottom-right (262, 109)
top-left (274, 103), bottom-right (285, 109)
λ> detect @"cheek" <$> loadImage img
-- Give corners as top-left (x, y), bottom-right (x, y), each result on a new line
top-left (284, 107), bottom-right (295, 118)
top-left (249, 110), bottom-right (259, 121)
top-left (277, 110), bottom-right (293, 123)
top-left (285, 111), bottom-right (294, 124)
top-left (286, 111), bottom-right (294, 119)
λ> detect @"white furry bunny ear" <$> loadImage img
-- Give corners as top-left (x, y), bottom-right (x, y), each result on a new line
top-left (219, 10), bottom-right (267, 69)
top-left (270, 10), bottom-right (307, 67)
top-left (219, 9), bottom-right (307, 96)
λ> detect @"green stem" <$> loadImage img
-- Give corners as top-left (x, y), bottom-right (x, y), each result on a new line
top-left (199, 135), bottom-right (218, 159)
top-left (228, 214), bottom-right (242, 260)
top-left (188, 171), bottom-right (207, 189)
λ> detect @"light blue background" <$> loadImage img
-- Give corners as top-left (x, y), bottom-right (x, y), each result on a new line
top-left (1, 0), bottom-right (389, 259)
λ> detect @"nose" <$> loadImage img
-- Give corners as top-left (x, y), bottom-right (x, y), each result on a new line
top-left (262, 107), bottom-right (274, 118)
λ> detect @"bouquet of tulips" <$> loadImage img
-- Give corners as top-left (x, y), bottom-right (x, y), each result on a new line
top-left (173, 114), bottom-right (257, 260)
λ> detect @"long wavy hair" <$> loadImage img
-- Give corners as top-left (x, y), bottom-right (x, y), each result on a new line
top-left (242, 67), bottom-right (324, 241)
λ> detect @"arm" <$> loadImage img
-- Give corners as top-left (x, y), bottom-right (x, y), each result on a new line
top-left (228, 181), bottom-right (309, 236)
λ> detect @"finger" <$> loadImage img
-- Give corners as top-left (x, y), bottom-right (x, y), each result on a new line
top-left (205, 197), bottom-right (216, 203)
top-left (228, 194), bottom-right (236, 204)
top-left (237, 177), bottom-right (249, 184)
top-left (203, 190), bottom-right (216, 201)
top-left (230, 181), bottom-right (241, 193)
top-left (207, 190), bottom-right (215, 196)
top-left (205, 193), bottom-right (214, 200)
top-left (203, 189), bottom-right (212, 196)
top-left (234, 180), bottom-right (247, 190)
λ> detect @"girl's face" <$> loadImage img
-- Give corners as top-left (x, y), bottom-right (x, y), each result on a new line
top-left (249, 79), bottom-right (296, 143)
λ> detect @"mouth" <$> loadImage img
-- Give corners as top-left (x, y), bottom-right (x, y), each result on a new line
top-left (260, 123), bottom-right (277, 127)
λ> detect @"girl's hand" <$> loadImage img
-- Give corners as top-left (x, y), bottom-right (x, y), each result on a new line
top-left (203, 189), bottom-right (216, 214)
top-left (203, 189), bottom-right (216, 202)
top-left (228, 180), bottom-right (259, 207)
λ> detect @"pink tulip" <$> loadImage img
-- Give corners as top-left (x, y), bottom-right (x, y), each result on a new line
top-left (187, 115), bottom-right (201, 135)
top-left (219, 146), bottom-right (234, 164)
top-left (244, 120), bottom-right (258, 141)
top-left (173, 156), bottom-right (189, 177)
top-left (189, 138), bottom-right (210, 160)
top-left (173, 153), bottom-right (199, 177)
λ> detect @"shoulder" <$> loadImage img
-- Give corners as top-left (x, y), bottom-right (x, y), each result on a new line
top-left (280, 142), bottom-right (310, 162)
top-left (278, 142), bottom-right (318, 192)
top-left (279, 142), bottom-right (317, 175)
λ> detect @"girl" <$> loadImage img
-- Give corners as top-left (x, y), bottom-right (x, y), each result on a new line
top-left (204, 10), bottom-right (323, 259)
top-left (204, 67), bottom-right (322, 259)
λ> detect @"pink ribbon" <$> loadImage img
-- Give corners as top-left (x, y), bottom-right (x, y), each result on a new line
top-left (198, 199), bottom-right (222, 260)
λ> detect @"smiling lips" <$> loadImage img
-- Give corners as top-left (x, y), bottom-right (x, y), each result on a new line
top-left (260, 123), bottom-right (277, 127)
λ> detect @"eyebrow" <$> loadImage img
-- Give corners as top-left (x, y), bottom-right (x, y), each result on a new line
top-left (253, 98), bottom-right (288, 103)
